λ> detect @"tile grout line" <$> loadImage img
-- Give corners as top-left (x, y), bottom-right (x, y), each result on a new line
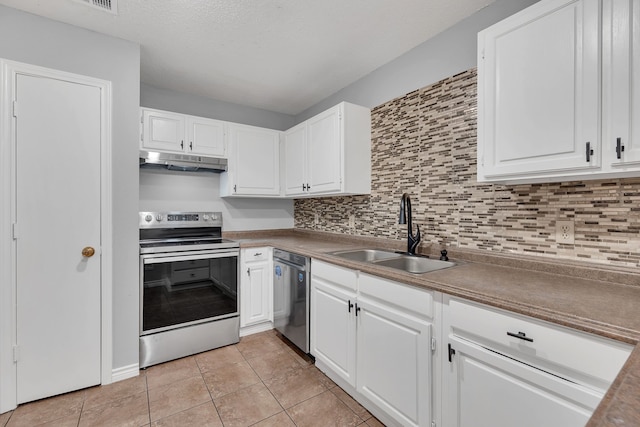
top-left (194, 351), bottom-right (226, 425)
top-left (144, 372), bottom-right (151, 427)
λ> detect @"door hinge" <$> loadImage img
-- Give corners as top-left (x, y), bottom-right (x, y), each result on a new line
top-left (12, 223), bottom-right (18, 240)
top-left (448, 343), bottom-right (456, 363)
top-left (12, 101), bottom-right (18, 117)
top-left (13, 345), bottom-right (19, 362)
top-left (431, 337), bottom-right (436, 353)
top-left (432, 421), bottom-right (437, 427)
top-left (140, 113), bottom-right (144, 124)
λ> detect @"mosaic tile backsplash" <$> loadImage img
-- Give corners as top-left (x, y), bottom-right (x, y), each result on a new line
top-left (294, 69), bottom-right (640, 268)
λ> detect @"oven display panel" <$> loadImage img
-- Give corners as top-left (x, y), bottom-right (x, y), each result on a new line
top-left (167, 214), bottom-right (199, 222)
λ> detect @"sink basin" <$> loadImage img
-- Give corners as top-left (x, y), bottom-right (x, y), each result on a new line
top-left (329, 249), bottom-right (402, 262)
top-left (329, 248), bottom-right (456, 274)
top-left (374, 256), bottom-right (456, 274)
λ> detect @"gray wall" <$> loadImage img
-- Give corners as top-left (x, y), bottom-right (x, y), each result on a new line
top-left (0, 5), bottom-right (141, 371)
top-left (296, 0), bottom-right (539, 122)
top-left (141, 83), bottom-right (296, 131)
top-left (139, 169), bottom-right (294, 231)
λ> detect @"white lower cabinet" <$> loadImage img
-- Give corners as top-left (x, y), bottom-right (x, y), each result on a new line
top-left (310, 260), bottom-right (435, 427)
top-left (311, 261), bottom-right (633, 427)
top-left (356, 274), bottom-right (433, 427)
top-left (240, 247), bottom-right (273, 334)
top-left (310, 261), bottom-right (357, 387)
top-left (442, 296), bottom-right (633, 427)
top-left (446, 337), bottom-right (599, 427)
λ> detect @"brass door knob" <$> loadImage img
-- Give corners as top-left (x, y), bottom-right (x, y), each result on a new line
top-left (82, 247), bottom-right (95, 257)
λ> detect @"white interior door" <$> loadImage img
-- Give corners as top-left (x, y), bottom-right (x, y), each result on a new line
top-left (15, 72), bottom-right (102, 403)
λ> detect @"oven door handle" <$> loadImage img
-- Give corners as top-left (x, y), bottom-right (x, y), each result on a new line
top-left (141, 251), bottom-right (238, 264)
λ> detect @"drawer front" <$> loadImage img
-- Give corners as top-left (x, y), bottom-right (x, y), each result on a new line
top-left (171, 259), bottom-right (210, 271)
top-left (359, 272), bottom-right (433, 319)
top-left (311, 260), bottom-right (357, 292)
top-left (173, 267), bottom-right (210, 283)
top-left (449, 298), bottom-right (631, 387)
top-left (243, 247), bottom-right (270, 262)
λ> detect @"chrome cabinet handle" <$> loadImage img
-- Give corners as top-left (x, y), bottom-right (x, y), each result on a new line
top-left (348, 300), bottom-right (354, 312)
top-left (181, 140), bottom-right (184, 149)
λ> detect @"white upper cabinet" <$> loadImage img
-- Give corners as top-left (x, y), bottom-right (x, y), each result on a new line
top-left (221, 123), bottom-right (281, 197)
top-left (141, 108), bottom-right (226, 157)
top-left (478, 0), bottom-right (601, 183)
top-left (478, 0), bottom-right (640, 183)
top-left (284, 123), bottom-right (307, 195)
top-left (284, 102), bottom-right (371, 197)
top-left (603, 0), bottom-right (640, 168)
top-left (141, 109), bottom-right (186, 153)
top-left (186, 116), bottom-right (225, 157)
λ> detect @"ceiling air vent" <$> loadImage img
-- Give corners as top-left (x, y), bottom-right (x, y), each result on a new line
top-left (74, 0), bottom-right (118, 15)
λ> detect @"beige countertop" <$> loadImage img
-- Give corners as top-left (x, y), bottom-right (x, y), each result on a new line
top-left (225, 229), bottom-right (640, 427)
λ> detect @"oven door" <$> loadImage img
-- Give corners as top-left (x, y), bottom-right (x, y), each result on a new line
top-left (140, 248), bottom-right (239, 335)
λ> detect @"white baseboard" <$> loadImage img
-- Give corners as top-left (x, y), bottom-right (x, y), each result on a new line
top-left (240, 322), bottom-right (274, 337)
top-left (110, 363), bottom-right (140, 383)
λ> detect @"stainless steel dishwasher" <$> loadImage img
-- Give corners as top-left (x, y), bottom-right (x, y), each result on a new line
top-left (273, 249), bottom-right (310, 353)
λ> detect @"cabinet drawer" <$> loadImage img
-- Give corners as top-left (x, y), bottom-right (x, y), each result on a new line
top-left (311, 260), bottom-right (357, 292)
top-left (243, 247), bottom-right (270, 262)
top-left (449, 298), bottom-right (631, 387)
top-left (173, 267), bottom-right (210, 284)
top-left (171, 259), bottom-right (210, 271)
top-left (359, 272), bottom-right (433, 320)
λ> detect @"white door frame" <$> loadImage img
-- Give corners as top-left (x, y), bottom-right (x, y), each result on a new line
top-left (0, 59), bottom-right (113, 413)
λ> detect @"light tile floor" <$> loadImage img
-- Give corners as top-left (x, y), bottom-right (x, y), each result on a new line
top-left (0, 330), bottom-right (385, 427)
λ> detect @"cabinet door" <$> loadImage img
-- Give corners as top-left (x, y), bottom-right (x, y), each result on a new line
top-left (228, 124), bottom-right (281, 196)
top-left (310, 276), bottom-right (356, 387)
top-left (240, 259), bottom-right (271, 327)
top-left (307, 105), bottom-right (342, 194)
top-left (284, 123), bottom-right (307, 196)
top-left (357, 298), bottom-right (432, 427)
top-left (445, 337), bottom-right (602, 427)
top-left (604, 0), bottom-right (640, 167)
top-left (187, 116), bottom-right (225, 157)
top-left (142, 109), bottom-right (185, 153)
top-left (478, 0), bottom-right (601, 181)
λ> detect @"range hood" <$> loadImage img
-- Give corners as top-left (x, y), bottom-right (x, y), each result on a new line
top-left (139, 150), bottom-right (227, 173)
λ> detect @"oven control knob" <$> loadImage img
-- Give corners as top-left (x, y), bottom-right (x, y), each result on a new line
top-left (145, 214), bottom-right (152, 222)
top-left (156, 214), bottom-right (162, 222)
top-left (203, 214), bottom-right (209, 221)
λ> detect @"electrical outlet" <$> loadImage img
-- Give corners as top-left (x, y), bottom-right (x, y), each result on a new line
top-left (556, 220), bottom-right (575, 244)
top-left (349, 214), bottom-right (355, 228)
top-left (314, 212), bottom-right (319, 226)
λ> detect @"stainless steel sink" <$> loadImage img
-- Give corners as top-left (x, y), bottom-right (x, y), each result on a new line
top-left (329, 249), bottom-right (402, 263)
top-left (374, 256), bottom-right (455, 274)
top-left (329, 248), bottom-right (456, 274)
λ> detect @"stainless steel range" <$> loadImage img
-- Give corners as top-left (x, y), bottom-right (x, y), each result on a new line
top-left (139, 211), bottom-right (239, 368)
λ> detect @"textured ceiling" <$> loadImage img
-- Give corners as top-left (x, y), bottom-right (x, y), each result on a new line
top-left (0, 0), bottom-right (494, 114)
